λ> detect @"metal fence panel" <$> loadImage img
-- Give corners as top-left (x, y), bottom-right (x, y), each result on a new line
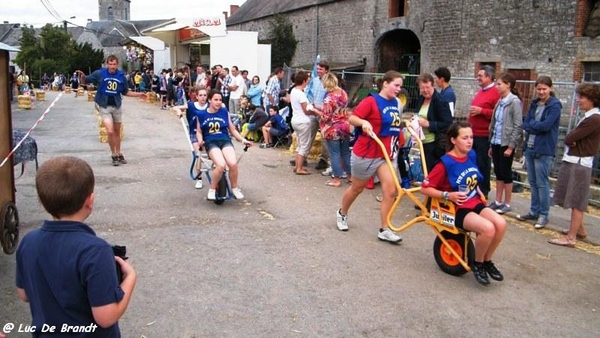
top-left (339, 71), bottom-right (599, 184)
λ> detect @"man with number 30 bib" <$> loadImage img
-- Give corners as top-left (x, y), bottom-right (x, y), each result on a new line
top-left (77, 55), bottom-right (146, 166)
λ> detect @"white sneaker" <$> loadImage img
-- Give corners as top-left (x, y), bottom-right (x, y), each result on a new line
top-left (321, 167), bottom-right (333, 176)
top-left (207, 188), bottom-right (216, 200)
top-left (336, 208), bottom-right (348, 231)
top-left (378, 228), bottom-right (402, 243)
top-left (322, 167), bottom-right (348, 179)
top-left (195, 179), bottom-right (203, 189)
top-left (231, 187), bottom-right (244, 199)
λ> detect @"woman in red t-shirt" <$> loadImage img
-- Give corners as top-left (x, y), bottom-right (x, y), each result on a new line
top-left (421, 121), bottom-right (507, 286)
top-left (335, 71), bottom-right (403, 243)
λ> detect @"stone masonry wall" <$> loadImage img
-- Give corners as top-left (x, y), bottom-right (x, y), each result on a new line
top-left (229, 0), bottom-right (599, 84)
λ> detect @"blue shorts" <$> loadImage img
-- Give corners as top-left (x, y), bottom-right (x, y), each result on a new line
top-left (247, 123), bottom-right (259, 131)
top-left (190, 133), bottom-right (198, 143)
top-left (205, 139), bottom-right (234, 152)
top-left (270, 127), bottom-right (287, 137)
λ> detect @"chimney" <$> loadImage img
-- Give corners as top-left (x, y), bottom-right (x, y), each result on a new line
top-left (230, 5), bottom-right (240, 16)
top-left (223, 11), bottom-right (228, 20)
top-left (3, 21), bottom-right (8, 24)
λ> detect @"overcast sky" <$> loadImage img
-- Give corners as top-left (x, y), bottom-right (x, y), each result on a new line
top-left (3, 0), bottom-right (247, 27)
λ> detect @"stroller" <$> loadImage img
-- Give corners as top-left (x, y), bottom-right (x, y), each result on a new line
top-left (397, 125), bottom-right (424, 188)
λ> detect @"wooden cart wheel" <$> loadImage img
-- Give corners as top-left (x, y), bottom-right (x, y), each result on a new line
top-left (1, 201), bottom-right (20, 254)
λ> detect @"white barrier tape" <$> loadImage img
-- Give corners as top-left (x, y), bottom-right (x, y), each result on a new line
top-left (0, 92), bottom-right (64, 167)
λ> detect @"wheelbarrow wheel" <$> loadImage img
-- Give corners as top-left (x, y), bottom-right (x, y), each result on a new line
top-left (1, 201), bottom-right (20, 255)
top-left (433, 231), bottom-right (474, 276)
top-left (214, 175), bottom-right (227, 205)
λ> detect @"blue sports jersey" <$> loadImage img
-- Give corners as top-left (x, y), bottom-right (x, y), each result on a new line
top-left (197, 107), bottom-right (231, 142)
top-left (440, 149), bottom-right (483, 200)
top-left (98, 68), bottom-right (126, 97)
top-left (372, 93), bottom-right (401, 137)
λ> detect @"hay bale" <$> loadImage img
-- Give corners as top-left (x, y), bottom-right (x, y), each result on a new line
top-left (17, 95), bottom-right (32, 109)
top-left (76, 87), bottom-right (84, 96)
top-left (88, 91), bottom-right (96, 102)
top-left (147, 92), bottom-right (157, 103)
top-left (98, 117), bottom-right (124, 143)
top-left (35, 91), bottom-right (45, 101)
top-left (64, 87), bottom-right (71, 93)
top-left (288, 132), bottom-right (323, 161)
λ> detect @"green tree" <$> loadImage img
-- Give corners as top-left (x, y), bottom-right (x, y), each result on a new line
top-left (13, 25), bottom-right (40, 72)
top-left (265, 14), bottom-right (297, 69)
top-left (71, 42), bottom-right (105, 75)
top-left (13, 24), bottom-right (104, 85)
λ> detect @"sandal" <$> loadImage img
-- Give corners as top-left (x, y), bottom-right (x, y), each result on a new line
top-left (325, 180), bottom-right (341, 187)
top-left (561, 229), bottom-right (587, 240)
top-left (295, 170), bottom-right (311, 175)
top-left (548, 236), bottom-right (576, 248)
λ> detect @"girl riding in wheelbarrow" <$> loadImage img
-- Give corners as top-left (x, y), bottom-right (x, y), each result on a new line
top-left (421, 121), bottom-right (507, 286)
top-left (195, 90), bottom-right (253, 201)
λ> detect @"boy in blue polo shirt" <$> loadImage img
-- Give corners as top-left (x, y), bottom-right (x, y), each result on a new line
top-left (15, 156), bottom-right (137, 337)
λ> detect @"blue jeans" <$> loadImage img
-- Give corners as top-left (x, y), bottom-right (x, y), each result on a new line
top-left (326, 138), bottom-right (351, 178)
top-left (524, 148), bottom-right (554, 217)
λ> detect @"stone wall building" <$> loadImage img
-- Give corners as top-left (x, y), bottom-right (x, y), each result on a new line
top-left (228, 0), bottom-right (600, 179)
top-left (227, 0), bottom-right (600, 83)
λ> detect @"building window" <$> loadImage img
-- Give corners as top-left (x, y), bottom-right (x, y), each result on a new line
top-left (388, 0), bottom-right (406, 18)
top-left (108, 6), bottom-right (114, 20)
top-left (583, 61), bottom-right (600, 81)
top-left (474, 62), bottom-right (500, 78)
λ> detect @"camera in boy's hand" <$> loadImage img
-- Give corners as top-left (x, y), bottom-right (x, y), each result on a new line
top-left (112, 245), bottom-right (128, 283)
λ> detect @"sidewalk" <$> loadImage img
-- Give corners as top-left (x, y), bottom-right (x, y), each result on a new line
top-left (494, 189), bottom-right (600, 246)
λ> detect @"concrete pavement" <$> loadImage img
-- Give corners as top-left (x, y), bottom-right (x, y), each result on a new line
top-left (3, 90), bottom-right (600, 337)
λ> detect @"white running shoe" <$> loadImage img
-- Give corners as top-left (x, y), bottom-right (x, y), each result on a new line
top-left (232, 187), bottom-right (244, 199)
top-left (207, 188), bottom-right (216, 200)
top-left (378, 228), bottom-right (402, 243)
top-left (321, 167), bottom-right (333, 176)
top-left (195, 179), bottom-right (203, 189)
top-left (336, 208), bottom-right (348, 231)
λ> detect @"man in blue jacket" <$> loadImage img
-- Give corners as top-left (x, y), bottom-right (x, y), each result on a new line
top-left (77, 55), bottom-right (146, 166)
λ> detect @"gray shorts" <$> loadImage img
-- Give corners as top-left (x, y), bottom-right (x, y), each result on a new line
top-left (98, 105), bottom-right (123, 123)
top-left (351, 154), bottom-right (387, 181)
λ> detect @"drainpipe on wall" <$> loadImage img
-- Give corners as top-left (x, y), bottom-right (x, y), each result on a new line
top-left (315, 5), bottom-right (319, 58)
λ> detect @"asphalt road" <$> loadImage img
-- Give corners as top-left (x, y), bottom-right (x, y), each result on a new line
top-left (1, 91), bottom-right (599, 337)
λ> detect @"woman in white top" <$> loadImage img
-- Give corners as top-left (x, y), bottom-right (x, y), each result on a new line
top-left (290, 71), bottom-right (321, 175)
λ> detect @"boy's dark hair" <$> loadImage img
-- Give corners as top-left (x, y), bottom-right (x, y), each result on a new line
top-left (434, 67), bottom-right (451, 82)
top-left (36, 156), bottom-right (94, 218)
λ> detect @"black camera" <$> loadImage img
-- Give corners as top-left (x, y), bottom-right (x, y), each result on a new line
top-left (112, 245), bottom-right (128, 283)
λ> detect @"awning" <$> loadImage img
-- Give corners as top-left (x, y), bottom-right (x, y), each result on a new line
top-left (142, 14), bottom-right (227, 45)
top-left (0, 42), bottom-right (19, 52)
top-left (129, 36), bottom-right (167, 51)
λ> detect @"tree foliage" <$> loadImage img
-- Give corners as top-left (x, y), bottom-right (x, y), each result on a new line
top-left (265, 14), bottom-right (297, 70)
top-left (13, 24), bottom-right (104, 85)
